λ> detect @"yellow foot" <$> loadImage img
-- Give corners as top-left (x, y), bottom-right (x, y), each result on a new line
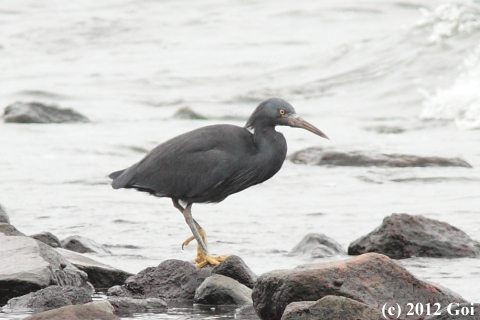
top-left (181, 226), bottom-right (228, 268)
top-left (195, 252), bottom-right (228, 268)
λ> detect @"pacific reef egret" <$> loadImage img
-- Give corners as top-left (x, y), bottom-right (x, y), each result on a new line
top-left (109, 97), bottom-right (329, 268)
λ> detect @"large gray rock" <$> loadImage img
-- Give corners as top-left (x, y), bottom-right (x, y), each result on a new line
top-left (348, 213), bottom-right (480, 259)
top-left (107, 297), bottom-right (167, 315)
top-left (56, 248), bottom-right (132, 289)
top-left (107, 259), bottom-right (211, 300)
top-left (0, 234), bottom-right (90, 305)
top-left (22, 300), bottom-right (119, 320)
top-left (252, 253), bottom-right (466, 320)
top-left (289, 147), bottom-right (472, 168)
top-left (194, 274), bottom-right (252, 306)
top-left (3, 101), bottom-right (89, 124)
top-left (281, 296), bottom-right (384, 320)
top-left (3, 285), bottom-right (92, 312)
top-left (31, 232), bottom-right (62, 248)
top-left (212, 255), bottom-right (257, 289)
top-left (0, 223), bottom-right (25, 236)
top-left (61, 235), bottom-right (112, 255)
top-left (0, 204), bottom-right (9, 223)
top-left (288, 233), bottom-right (344, 258)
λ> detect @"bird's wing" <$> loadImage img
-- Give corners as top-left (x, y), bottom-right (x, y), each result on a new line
top-left (111, 125), bottom-right (258, 201)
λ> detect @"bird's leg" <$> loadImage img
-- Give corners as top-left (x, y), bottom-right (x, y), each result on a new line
top-left (181, 203), bottom-right (209, 255)
top-left (172, 199), bottom-right (205, 249)
top-left (182, 219), bottom-right (203, 249)
top-left (181, 203), bottom-right (228, 268)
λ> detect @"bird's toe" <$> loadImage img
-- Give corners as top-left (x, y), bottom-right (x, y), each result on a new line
top-left (195, 253), bottom-right (228, 268)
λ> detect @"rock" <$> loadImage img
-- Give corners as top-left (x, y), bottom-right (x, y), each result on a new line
top-left (22, 300), bottom-right (119, 320)
top-left (107, 297), bottom-right (167, 315)
top-left (252, 253), bottom-right (466, 320)
top-left (287, 233), bottom-right (344, 258)
top-left (366, 125), bottom-right (405, 134)
top-left (289, 147), bottom-right (472, 168)
top-left (212, 255), bottom-right (257, 289)
top-left (56, 248), bottom-right (133, 289)
top-left (348, 213), bottom-right (480, 259)
top-left (281, 296), bottom-right (384, 320)
top-left (0, 204), bottom-right (10, 223)
top-left (61, 235), bottom-right (112, 255)
top-left (31, 232), bottom-right (62, 248)
top-left (0, 233), bottom-right (90, 305)
top-left (426, 303), bottom-right (480, 319)
top-left (194, 274), bottom-right (252, 306)
top-left (108, 259), bottom-right (211, 300)
top-left (3, 285), bottom-right (92, 312)
top-left (3, 101), bottom-right (89, 124)
top-left (0, 223), bottom-right (25, 236)
top-left (173, 106), bottom-right (207, 120)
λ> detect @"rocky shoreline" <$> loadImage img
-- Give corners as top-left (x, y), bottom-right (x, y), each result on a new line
top-left (1, 203), bottom-right (479, 320)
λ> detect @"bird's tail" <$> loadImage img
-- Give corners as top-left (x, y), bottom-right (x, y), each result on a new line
top-left (109, 169), bottom-right (125, 180)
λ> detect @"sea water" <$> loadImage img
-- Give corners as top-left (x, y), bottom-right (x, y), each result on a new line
top-left (1, 1), bottom-right (479, 319)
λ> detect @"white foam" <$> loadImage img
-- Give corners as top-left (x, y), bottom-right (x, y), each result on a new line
top-left (420, 44), bottom-right (480, 130)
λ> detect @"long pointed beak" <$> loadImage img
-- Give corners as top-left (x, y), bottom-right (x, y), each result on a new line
top-left (287, 114), bottom-right (329, 140)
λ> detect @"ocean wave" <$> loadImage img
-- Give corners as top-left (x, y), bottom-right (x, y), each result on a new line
top-left (420, 44), bottom-right (480, 129)
top-left (416, 3), bottom-right (480, 43)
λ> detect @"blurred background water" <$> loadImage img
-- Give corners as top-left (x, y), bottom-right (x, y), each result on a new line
top-left (1, 0), bottom-right (479, 319)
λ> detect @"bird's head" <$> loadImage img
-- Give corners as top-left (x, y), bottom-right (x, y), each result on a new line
top-left (245, 97), bottom-right (329, 139)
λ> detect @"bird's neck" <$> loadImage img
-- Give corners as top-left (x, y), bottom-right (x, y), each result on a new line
top-left (252, 126), bottom-right (287, 179)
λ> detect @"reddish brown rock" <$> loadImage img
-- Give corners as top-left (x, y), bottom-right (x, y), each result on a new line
top-left (281, 296), bottom-right (384, 320)
top-left (252, 253), bottom-right (465, 320)
top-left (348, 213), bottom-right (480, 259)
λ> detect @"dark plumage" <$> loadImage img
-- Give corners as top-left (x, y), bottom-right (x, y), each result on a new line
top-left (109, 97), bottom-right (328, 267)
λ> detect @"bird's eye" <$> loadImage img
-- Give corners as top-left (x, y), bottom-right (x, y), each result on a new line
top-left (279, 109), bottom-right (285, 115)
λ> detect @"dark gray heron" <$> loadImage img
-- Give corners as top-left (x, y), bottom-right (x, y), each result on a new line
top-left (109, 97), bottom-right (329, 268)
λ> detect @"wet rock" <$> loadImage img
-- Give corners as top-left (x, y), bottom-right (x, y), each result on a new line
top-left (194, 274), bottom-right (252, 306)
top-left (289, 147), bottom-right (472, 168)
top-left (22, 300), bottom-right (119, 320)
top-left (0, 233), bottom-right (90, 305)
top-left (56, 248), bottom-right (133, 289)
top-left (31, 232), bottom-right (62, 248)
top-left (3, 285), bottom-right (92, 312)
top-left (348, 213), bottom-right (480, 259)
top-left (252, 253), bottom-right (466, 320)
top-left (173, 106), bottom-right (207, 120)
top-left (108, 259), bottom-right (211, 300)
top-left (288, 233), bottom-right (344, 258)
top-left (281, 296), bottom-right (384, 320)
top-left (0, 204), bottom-right (10, 223)
top-left (425, 303), bottom-right (480, 319)
top-left (3, 101), bottom-right (89, 124)
top-left (0, 223), bottom-right (25, 236)
top-left (212, 255), bottom-right (257, 289)
top-left (61, 235), bottom-right (112, 255)
top-left (107, 297), bottom-right (167, 315)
